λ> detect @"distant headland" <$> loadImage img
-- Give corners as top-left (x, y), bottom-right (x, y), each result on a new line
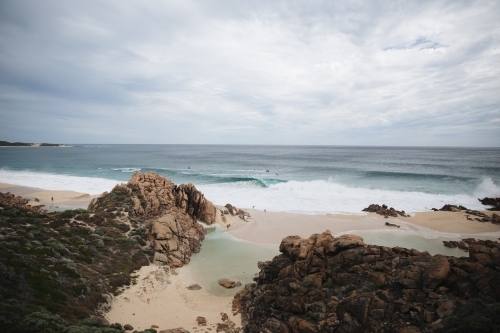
top-left (0, 140), bottom-right (68, 147)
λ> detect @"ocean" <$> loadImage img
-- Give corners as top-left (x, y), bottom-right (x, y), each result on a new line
top-left (1, 145), bottom-right (499, 214)
top-left (2, 145), bottom-right (499, 289)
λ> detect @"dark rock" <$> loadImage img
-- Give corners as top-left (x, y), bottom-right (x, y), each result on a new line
top-left (362, 204), bottom-right (408, 217)
top-left (234, 231), bottom-right (500, 333)
top-left (196, 316), bottom-right (206, 325)
top-left (124, 324), bottom-right (134, 331)
top-left (218, 279), bottom-right (237, 288)
top-left (159, 328), bottom-right (190, 333)
top-left (439, 204), bottom-right (467, 212)
top-left (479, 197), bottom-right (500, 210)
top-left (187, 284), bottom-right (202, 290)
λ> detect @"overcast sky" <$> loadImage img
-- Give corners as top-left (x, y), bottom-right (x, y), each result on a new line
top-left (1, 0), bottom-right (499, 146)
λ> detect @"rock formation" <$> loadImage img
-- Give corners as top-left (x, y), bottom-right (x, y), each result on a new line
top-left (362, 204), bottom-right (409, 218)
top-left (0, 192), bottom-right (47, 214)
top-left (88, 172), bottom-right (216, 267)
top-left (435, 204), bottom-right (468, 212)
top-left (88, 171), bottom-right (216, 223)
top-left (233, 231), bottom-right (500, 333)
top-left (225, 203), bottom-right (251, 221)
top-left (479, 197), bottom-right (500, 211)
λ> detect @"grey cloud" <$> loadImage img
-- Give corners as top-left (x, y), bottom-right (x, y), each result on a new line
top-left (0, 0), bottom-right (499, 145)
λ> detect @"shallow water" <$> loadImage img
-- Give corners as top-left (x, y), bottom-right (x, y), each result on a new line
top-left (188, 226), bottom-right (475, 296)
top-left (348, 230), bottom-right (468, 257)
top-left (188, 226), bottom-right (279, 296)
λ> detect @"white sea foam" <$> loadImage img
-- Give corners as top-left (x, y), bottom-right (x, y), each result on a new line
top-left (0, 169), bottom-right (496, 214)
top-left (112, 167), bottom-right (141, 173)
top-left (198, 178), bottom-right (491, 214)
top-left (473, 177), bottom-right (500, 198)
top-left (0, 169), bottom-right (120, 195)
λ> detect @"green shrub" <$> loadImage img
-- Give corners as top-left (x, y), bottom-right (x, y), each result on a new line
top-left (18, 311), bottom-right (68, 333)
top-left (330, 266), bottom-right (341, 275)
top-left (302, 278), bottom-right (313, 287)
top-left (116, 238), bottom-right (137, 245)
top-left (322, 281), bottom-right (333, 289)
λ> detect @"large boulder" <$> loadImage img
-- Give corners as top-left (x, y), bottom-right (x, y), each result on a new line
top-left (234, 231), bottom-right (500, 333)
top-left (88, 172), bottom-right (216, 268)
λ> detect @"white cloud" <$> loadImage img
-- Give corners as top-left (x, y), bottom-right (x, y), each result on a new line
top-left (0, 0), bottom-right (499, 145)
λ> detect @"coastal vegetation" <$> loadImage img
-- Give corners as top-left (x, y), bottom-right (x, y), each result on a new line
top-left (0, 202), bottom-right (157, 332)
top-left (1, 172), bottom-right (500, 332)
top-left (0, 140), bottom-right (67, 147)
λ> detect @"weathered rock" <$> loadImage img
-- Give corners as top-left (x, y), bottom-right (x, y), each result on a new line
top-left (219, 279), bottom-right (237, 288)
top-left (196, 316), bottom-right (207, 325)
top-left (123, 324), bottom-right (134, 331)
top-left (439, 204), bottom-right (468, 212)
top-left (159, 328), bottom-right (190, 333)
top-left (187, 284), bottom-right (202, 290)
top-left (0, 192), bottom-right (47, 214)
top-left (234, 231), bottom-right (500, 333)
top-left (88, 172), bottom-right (215, 268)
top-left (479, 197), bottom-right (500, 211)
top-left (362, 204), bottom-right (408, 217)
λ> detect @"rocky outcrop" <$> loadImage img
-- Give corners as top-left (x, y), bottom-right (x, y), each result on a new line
top-left (233, 231), bottom-right (500, 333)
top-left (0, 192), bottom-right (47, 214)
top-left (479, 197), bottom-right (500, 211)
top-left (225, 203), bottom-right (251, 221)
top-left (88, 172), bottom-right (216, 224)
top-left (88, 172), bottom-right (216, 267)
top-left (435, 204), bottom-right (468, 212)
top-left (362, 204), bottom-right (409, 218)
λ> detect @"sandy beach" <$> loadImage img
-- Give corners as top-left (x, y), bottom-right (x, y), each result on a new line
top-left (104, 265), bottom-right (241, 332)
top-left (0, 182), bottom-right (96, 209)
top-left (228, 208), bottom-right (500, 244)
top-left (2, 183), bottom-right (500, 330)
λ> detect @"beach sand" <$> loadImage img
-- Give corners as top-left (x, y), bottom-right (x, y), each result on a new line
top-left (104, 265), bottom-right (240, 332)
top-left (228, 208), bottom-right (500, 244)
top-left (3, 184), bottom-right (500, 330)
top-left (0, 182), bottom-right (95, 209)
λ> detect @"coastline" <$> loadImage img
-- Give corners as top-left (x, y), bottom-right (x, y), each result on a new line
top-left (104, 265), bottom-right (241, 332)
top-left (227, 208), bottom-right (500, 244)
top-left (0, 182), bottom-right (96, 210)
top-left (2, 182), bottom-right (500, 330)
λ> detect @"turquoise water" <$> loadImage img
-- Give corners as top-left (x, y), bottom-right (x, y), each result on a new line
top-left (189, 227), bottom-right (472, 296)
top-left (1, 145), bottom-right (499, 214)
top-left (188, 227), bottom-right (279, 296)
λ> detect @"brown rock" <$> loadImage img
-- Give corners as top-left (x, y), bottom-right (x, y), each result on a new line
top-left (187, 284), bottom-right (202, 290)
top-left (123, 324), bottom-right (134, 331)
top-left (159, 328), bottom-right (190, 333)
top-left (196, 316), bottom-right (207, 326)
top-left (87, 172), bottom-right (216, 268)
top-left (0, 192), bottom-right (47, 214)
top-left (422, 258), bottom-right (450, 289)
top-left (218, 279), bottom-right (236, 288)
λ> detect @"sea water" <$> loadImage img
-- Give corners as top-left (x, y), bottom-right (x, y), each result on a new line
top-left (2, 145), bottom-right (498, 295)
top-left (189, 226), bottom-right (279, 296)
top-left (189, 227), bottom-right (471, 296)
top-left (1, 145), bottom-right (499, 214)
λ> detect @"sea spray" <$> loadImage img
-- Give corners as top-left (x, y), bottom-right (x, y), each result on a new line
top-left (198, 179), bottom-right (490, 215)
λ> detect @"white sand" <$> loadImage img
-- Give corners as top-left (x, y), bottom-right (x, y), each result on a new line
top-left (227, 209), bottom-right (500, 244)
top-left (104, 265), bottom-right (240, 332)
top-left (0, 182), bottom-right (95, 208)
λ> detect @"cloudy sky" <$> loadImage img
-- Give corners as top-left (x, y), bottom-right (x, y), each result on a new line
top-left (1, 0), bottom-right (499, 146)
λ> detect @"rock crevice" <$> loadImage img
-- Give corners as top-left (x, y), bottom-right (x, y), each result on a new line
top-left (234, 231), bottom-right (500, 333)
